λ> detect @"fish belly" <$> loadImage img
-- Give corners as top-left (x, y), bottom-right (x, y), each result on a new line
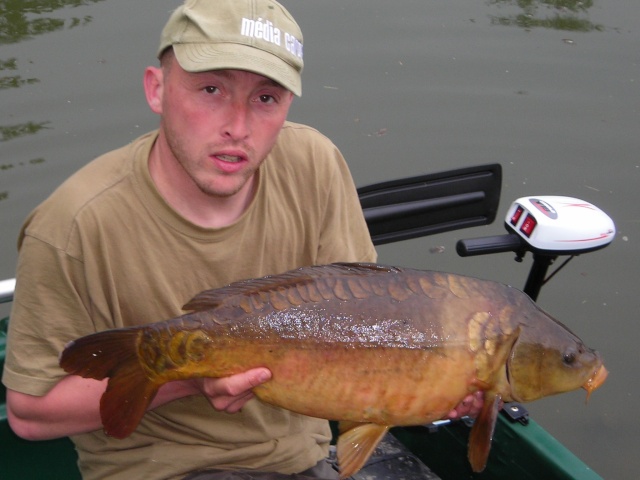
top-left (247, 342), bottom-right (478, 425)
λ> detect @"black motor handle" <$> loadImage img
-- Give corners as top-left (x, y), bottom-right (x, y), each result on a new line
top-left (456, 233), bottom-right (524, 257)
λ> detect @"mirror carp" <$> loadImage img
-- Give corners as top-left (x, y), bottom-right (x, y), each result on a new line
top-left (60, 263), bottom-right (607, 477)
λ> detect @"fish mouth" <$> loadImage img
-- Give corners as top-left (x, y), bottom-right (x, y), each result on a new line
top-left (583, 364), bottom-right (608, 402)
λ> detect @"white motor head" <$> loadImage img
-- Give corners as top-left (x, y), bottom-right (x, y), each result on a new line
top-left (505, 196), bottom-right (616, 254)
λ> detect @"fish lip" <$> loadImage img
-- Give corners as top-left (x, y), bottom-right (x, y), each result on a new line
top-left (583, 364), bottom-right (608, 402)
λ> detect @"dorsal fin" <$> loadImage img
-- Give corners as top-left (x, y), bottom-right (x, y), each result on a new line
top-left (182, 263), bottom-right (400, 313)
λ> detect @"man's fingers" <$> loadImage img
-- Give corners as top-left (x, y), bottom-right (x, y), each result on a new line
top-left (220, 368), bottom-right (271, 396)
top-left (210, 390), bottom-right (255, 413)
top-left (244, 368), bottom-right (272, 388)
top-left (446, 391), bottom-right (484, 419)
top-left (200, 368), bottom-right (272, 413)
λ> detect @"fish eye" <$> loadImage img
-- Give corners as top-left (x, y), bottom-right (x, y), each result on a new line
top-left (563, 351), bottom-right (577, 365)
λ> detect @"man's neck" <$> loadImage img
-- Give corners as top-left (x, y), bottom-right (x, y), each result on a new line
top-left (147, 138), bottom-right (257, 229)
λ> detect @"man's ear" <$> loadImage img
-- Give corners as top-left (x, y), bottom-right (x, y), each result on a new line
top-left (143, 66), bottom-right (164, 114)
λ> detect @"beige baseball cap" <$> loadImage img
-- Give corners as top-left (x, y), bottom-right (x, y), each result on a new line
top-left (158, 0), bottom-right (304, 96)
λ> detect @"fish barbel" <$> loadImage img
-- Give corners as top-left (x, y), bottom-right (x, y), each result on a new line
top-left (60, 263), bottom-right (607, 477)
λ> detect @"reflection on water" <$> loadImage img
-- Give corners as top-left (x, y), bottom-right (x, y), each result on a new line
top-left (489, 0), bottom-right (604, 31)
top-left (0, 0), bottom-right (103, 44)
top-left (0, 58), bottom-right (38, 90)
top-left (0, 121), bottom-right (50, 142)
top-left (0, 0), bottom-right (105, 202)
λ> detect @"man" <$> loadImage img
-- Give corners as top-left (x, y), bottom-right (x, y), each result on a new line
top-left (3, 1), bottom-right (481, 479)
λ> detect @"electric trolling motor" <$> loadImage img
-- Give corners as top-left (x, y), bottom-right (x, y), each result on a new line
top-left (457, 195), bottom-right (616, 302)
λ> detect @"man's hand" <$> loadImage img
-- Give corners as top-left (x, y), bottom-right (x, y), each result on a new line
top-left (446, 391), bottom-right (485, 420)
top-left (194, 368), bottom-right (272, 413)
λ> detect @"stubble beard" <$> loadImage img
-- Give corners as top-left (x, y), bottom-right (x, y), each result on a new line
top-left (166, 131), bottom-right (257, 199)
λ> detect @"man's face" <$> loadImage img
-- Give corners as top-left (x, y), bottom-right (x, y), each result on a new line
top-left (147, 54), bottom-right (294, 199)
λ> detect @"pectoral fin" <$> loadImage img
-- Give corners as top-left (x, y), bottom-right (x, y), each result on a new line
top-left (337, 422), bottom-right (390, 478)
top-left (468, 392), bottom-right (502, 472)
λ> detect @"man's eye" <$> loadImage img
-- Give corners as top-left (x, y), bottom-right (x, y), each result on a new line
top-left (204, 86), bottom-right (219, 94)
top-left (258, 94), bottom-right (276, 104)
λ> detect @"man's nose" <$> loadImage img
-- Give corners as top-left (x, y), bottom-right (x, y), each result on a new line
top-left (222, 102), bottom-right (251, 140)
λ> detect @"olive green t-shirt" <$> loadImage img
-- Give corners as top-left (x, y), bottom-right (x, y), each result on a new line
top-left (3, 122), bottom-right (376, 480)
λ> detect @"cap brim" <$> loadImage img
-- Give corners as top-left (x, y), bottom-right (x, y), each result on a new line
top-left (173, 43), bottom-right (301, 96)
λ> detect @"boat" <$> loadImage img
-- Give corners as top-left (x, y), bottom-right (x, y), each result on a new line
top-left (0, 164), bottom-right (609, 479)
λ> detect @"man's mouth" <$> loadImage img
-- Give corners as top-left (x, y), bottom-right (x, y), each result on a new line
top-left (216, 154), bottom-right (243, 163)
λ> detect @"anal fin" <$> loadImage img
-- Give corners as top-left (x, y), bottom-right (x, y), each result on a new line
top-left (337, 422), bottom-right (390, 479)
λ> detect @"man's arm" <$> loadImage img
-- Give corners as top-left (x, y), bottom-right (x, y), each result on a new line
top-left (7, 367), bottom-right (478, 441)
top-left (6, 368), bottom-right (271, 441)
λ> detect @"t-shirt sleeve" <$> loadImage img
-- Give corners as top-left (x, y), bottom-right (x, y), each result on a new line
top-left (2, 234), bottom-right (93, 396)
top-left (315, 146), bottom-right (377, 265)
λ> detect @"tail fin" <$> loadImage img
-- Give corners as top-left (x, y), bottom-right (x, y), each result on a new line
top-left (59, 329), bottom-right (160, 439)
